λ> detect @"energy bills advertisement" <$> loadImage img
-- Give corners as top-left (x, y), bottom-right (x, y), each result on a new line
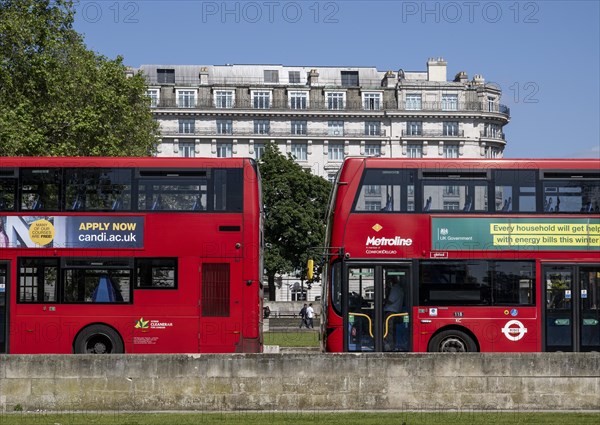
top-left (432, 218), bottom-right (600, 251)
top-left (0, 216), bottom-right (144, 249)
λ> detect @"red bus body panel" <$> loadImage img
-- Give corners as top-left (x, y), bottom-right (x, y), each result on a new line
top-left (323, 158), bottom-right (600, 353)
top-left (0, 157), bottom-right (263, 354)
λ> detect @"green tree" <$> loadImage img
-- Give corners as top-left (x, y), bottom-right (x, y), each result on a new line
top-left (0, 0), bottom-right (158, 156)
top-left (259, 142), bottom-right (332, 301)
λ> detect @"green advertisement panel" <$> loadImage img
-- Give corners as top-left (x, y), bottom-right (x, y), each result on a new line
top-left (431, 217), bottom-right (600, 251)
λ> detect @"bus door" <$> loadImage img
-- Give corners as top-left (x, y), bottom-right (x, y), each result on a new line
top-left (0, 262), bottom-right (8, 353)
top-left (543, 264), bottom-right (600, 352)
top-left (344, 264), bottom-right (411, 352)
top-left (198, 260), bottom-right (243, 353)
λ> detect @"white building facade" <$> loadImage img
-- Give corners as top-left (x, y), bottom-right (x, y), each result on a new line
top-left (136, 58), bottom-right (509, 183)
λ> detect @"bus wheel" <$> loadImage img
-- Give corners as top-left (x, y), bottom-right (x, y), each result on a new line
top-left (428, 330), bottom-right (477, 353)
top-left (74, 325), bottom-right (124, 354)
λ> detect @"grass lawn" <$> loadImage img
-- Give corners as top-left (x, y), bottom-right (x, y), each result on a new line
top-left (263, 331), bottom-right (319, 347)
top-left (1, 411), bottom-right (599, 425)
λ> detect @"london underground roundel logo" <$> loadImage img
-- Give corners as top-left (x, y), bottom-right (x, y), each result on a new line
top-left (501, 320), bottom-right (527, 342)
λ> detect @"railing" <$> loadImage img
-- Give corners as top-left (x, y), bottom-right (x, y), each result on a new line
top-left (152, 99), bottom-right (510, 117)
top-left (480, 131), bottom-right (506, 140)
top-left (145, 76), bottom-right (388, 88)
top-left (401, 130), bottom-right (464, 137)
top-left (161, 129), bottom-right (387, 137)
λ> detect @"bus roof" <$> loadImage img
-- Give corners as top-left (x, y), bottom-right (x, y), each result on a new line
top-left (0, 157), bottom-right (253, 168)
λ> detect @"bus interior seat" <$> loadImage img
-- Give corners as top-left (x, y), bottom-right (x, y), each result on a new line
top-left (151, 196), bottom-right (162, 210)
top-left (71, 196), bottom-right (82, 211)
top-left (581, 202), bottom-right (592, 212)
top-left (463, 196), bottom-right (473, 212)
top-left (32, 195), bottom-right (43, 210)
top-left (112, 197), bottom-right (122, 210)
top-left (192, 197), bottom-right (204, 211)
top-left (91, 274), bottom-right (124, 303)
top-left (423, 196), bottom-right (432, 212)
top-left (501, 197), bottom-right (512, 212)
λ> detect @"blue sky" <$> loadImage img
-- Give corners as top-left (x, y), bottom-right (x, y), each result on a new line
top-left (73, 0), bottom-right (600, 159)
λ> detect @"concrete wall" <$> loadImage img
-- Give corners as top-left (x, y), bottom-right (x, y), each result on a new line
top-left (1, 353), bottom-right (599, 412)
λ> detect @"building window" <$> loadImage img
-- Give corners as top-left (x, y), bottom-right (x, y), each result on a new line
top-left (443, 121), bottom-right (459, 136)
top-left (442, 94), bottom-right (458, 111)
top-left (328, 120), bottom-right (344, 136)
top-left (406, 121), bottom-right (422, 136)
top-left (252, 91), bottom-right (271, 109)
top-left (254, 119), bottom-right (270, 135)
top-left (364, 143), bottom-right (381, 157)
top-left (365, 201), bottom-right (382, 211)
top-left (179, 142), bottom-right (195, 157)
top-left (488, 96), bottom-right (496, 112)
top-left (363, 92), bottom-right (381, 110)
top-left (443, 201), bottom-right (460, 210)
top-left (291, 143), bottom-right (307, 161)
top-left (264, 70), bottom-right (279, 83)
top-left (289, 91), bottom-right (308, 109)
top-left (327, 92), bottom-right (345, 110)
top-left (291, 120), bottom-right (307, 135)
top-left (178, 118), bottom-right (195, 134)
top-left (254, 143), bottom-right (265, 160)
top-left (443, 144), bottom-right (459, 158)
top-left (216, 142), bottom-right (233, 158)
top-left (157, 69), bottom-right (175, 84)
top-left (328, 143), bottom-right (344, 161)
top-left (215, 90), bottom-right (234, 108)
top-left (327, 174), bottom-right (337, 184)
top-left (216, 119), bottom-right (233, 135)
top-left (484, 123), bottom-right (501, 138)
top-left (177, 90), bottom-right (196, 108)
top-left (146, 89), bottom-right (159, 107)
top-left (485, 146), bottom-right (501, 158)
top-left (407, 144), bottom-right (422, 158)
top-left (365, 121), bottom-right (381, 136)
top-left (406, 94), bottom-right (422, 110)
top-left (288, 71), bottom-right (301, 84)
top-left (341, 71), bottom-right (359, 86)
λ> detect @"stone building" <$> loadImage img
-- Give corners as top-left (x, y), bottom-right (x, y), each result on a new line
top-left (135, 57), bottom-right (509, 183)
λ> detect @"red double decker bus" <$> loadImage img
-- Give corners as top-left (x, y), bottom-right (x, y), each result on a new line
top-left (0, 157), bottom-right (263, 354)
top-left (321, 158), bottom-right (599, 353)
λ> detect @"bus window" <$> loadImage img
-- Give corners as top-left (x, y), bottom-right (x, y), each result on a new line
top-left (61, 259), bottom-right (132, 304)
top-left (18, 258), bottom-right (58, 303)
top-left (64, 168), bottom-right (132, 211)
top-left (353, 169), bottom-right (415, 212)
top-left (0, 170), bottom-right (17, 211)
top-left (492, 261), bottom-right (535, 305)
top-left (419, 260), bottom-right (490, 306)
top-left (543, 180), bottom-right (600, 213)
top-left (422, 182), bottom-right (487, 212)
top-left (136, 258), bottom-right (177, 289)
top-left (20, 168), bottom-right (61, 211)
top-left (493, 170), bottom-right (537, 213)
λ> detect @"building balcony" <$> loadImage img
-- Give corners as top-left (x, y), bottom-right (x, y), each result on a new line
top-left (401, 130), bottom-right (464, 138)
top-left (480, 131), bottom-right (505, 140)
top-left (160, 128), bottom-right (387, 138)
top-left (152, 99), bottom-right (510, 117)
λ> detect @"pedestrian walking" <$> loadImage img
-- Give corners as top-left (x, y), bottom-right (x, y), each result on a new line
top-left (306, 303), bottom-right (315, 329)
top-left (299, 303), bottom-right (308, 328)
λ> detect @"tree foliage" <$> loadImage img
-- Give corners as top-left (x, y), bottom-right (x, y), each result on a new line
top-left (259, 142), bottom-right (332, 300)
top-left (0, 0), bottom-right (158, 156)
